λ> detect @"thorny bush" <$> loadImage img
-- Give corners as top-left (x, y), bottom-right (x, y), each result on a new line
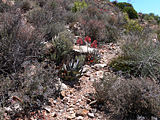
top-left (0, 62), bottom-right (60, 119)
top-left (94, 72), bottom-right (160, 119)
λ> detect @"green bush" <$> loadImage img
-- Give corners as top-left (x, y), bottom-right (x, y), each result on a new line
top-left (50, 30), bottom-right (74, 65)
top-left (123, 7), bottom-right (138, 19)
top-left (110, 33), bottom-right (160, 81)
top-left (125, 19), bottom-right (143, 33)
top-left (72, 0), bottom-right (87, 13)
top-left (115, 2), bottom-right (133, 10)
top-left (94, 73), bottom-right (160, 119)
top-left (113, 2), bottom-right (138, 19)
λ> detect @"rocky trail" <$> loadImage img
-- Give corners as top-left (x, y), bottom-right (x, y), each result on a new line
top-left (29, 43), bottom-right (120, 120)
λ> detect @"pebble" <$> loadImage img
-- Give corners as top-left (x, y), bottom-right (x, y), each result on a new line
top-left (76, 109), bottom-right (89, 116)
top-left (88, 113), bottom-right (94, 118)
top-left (50, 112), bottom-right (57, 117)
top-left (76, 116), bottom-right (84, 120)
top-left (66, 113), bottom-right (76, 119)
top-left (93, 64), bottom-right (107, 69)
top-left (43, 106), bottom-right (52, 113)
top-left (61, 83), bottom-right (68, 91)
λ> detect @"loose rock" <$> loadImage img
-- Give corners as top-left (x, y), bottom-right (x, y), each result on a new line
top-left (88, 113), bottom-right (94, 118)
top-left (76, 116), bottom-right (84, 120)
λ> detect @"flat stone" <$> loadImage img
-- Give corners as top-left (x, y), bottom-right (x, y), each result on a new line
top-left (4, 107), bottom-right (12, 112)
top-left (61, 90), bottom-right (66, 97)
top-left (76, 116), bottom-right (84, 120)
top-left (67, 107), bottom-right (74, 112)
top-left (93, 64), bottom-right (107, 69)
top-left (95, 71), bottom-right (104, 79)
top-left (73, 45), bottom-right (98, 53)
top-left (61, 83), bottom-right (68, 91)
top-left (43, 106), bottom-right (52, 113)
top-left (66, 113), bottom-right (76, 119)
top-left (88, 113), bottom-right (94, 118)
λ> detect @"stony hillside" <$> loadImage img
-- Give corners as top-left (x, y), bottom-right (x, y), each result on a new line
top-left (0, 0), bottom-right (160, 120)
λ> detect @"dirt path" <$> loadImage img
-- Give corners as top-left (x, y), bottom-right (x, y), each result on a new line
top-left (34, 43), bottom-right (120, 120)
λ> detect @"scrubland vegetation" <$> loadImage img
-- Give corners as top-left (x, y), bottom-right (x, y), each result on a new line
top-left (0, 0), bottom-right (160, 119)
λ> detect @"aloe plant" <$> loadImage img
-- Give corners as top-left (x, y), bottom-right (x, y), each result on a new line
top-left (59, 54), bottom-right (86, 81)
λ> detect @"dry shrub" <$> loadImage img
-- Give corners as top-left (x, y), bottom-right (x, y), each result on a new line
top-left (0, 62), bottom-right (60, 119)
top-left (44, 22), bottom-right (66, 41)
top-left (83, 19), bottom-right (106, 42)
top-left (0, 0), bottom-right (10, 13)
top-left (0, 11), bottom-right (43, 74)
top-left (26, 7), bottom-right (52, 27)
top-left (44, 30), bottom-right (74, 65)
top-left (73, 4), bottom-right (122, 43)
top-left (94, 72), bottom-right (160, 119)
top-left (110, 29), bottom-right (160, 81)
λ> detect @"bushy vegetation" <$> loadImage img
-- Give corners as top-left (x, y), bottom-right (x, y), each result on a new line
top-left (123, 7), bottom-right (138, 19)
top-left (73, 5), bottom-right (122, 43)
top-left (94, 73), bottom-right (160, 119)
top-left (50, 30), bottom-right (74, 65)
top-left (0, 0), bottom-right (10, 12)
top-left (59, 54), bottom-right (86, 81)
top-left (112, 2), bottom-right (133, 10)
top-left (0, 11), bottom-right (42, 74)
top-left (72, 0), bottom-right (87, 13)
top-left (0, 62), bottom-right (60, 119)
top-left (142, 13), bottom-right (160, 24)
top-left (0, 0), bottom-right (160, 119)
top-left (110, 30), bottom-right (160, 81)
top-left (124, 13), bottom-right (143, 33)
top-left (113, 1), bottom-right (138, 19)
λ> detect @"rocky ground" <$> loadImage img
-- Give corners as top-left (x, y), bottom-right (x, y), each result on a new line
top-left (24, 43), bottom-right (120, 120)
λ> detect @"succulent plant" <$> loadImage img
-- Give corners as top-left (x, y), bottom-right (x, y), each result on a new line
top-left (59, 54), bottom-right (86, 81)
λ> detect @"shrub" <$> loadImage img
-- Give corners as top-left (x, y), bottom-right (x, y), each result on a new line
top-left (35, 0), bottom-right (46, 7)
top-left (18, 0), bottom-right (31, 12)
top-left (156, 29), bottom-right (160, 42)
top-left (43, 0), bottom-right (57, 10)
top-left (72, 0), bottom-right (87, 13)
top-left (110, 32), bottom-right (160, 81)
top-left (94, 72), bottom-right (160, 119)
top-left (44, 22), bottom-right (66, 41)
top-left (123, 7), bottom-right (138, 19)
top-left (105, 25), bottom-right (119, 43)
top-left (0, 1), bottom-right (10, 13)
top-left (0, 62), bottom-right (60, 119)
top-left (83, 19), bottom-right (119, 43)
top-left (114, 2), bottom-right (133, 10)
top-left (74, 5), bottom-right (121, 43)
top-left (125, 19), bottom-right (143, 33)
top-left (26, 7), bottom-right (52, 27)
top-left (113, 2), bottom-right (138, 19)
top-left (83, 19), bottom-right (106, 42)
top-left (0, 12), bottom-right (42, 74)
top-left (50, 30), bottom-right (74, 65)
